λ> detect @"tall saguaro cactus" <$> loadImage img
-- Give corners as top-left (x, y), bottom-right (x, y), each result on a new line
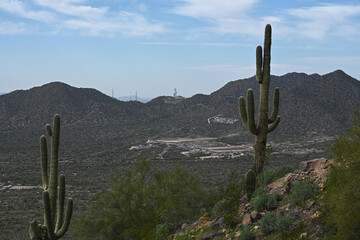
top-left (239, 24), bottom-right (280, 174)
top-left (29, 114), bottom-right (73, 240)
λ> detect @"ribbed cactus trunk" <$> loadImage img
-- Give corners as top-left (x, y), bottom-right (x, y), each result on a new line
top-left (239, 24), bottom-right (280, 174)
top-left (29, 114), bottom-right (73, 240)
top-left (48, 115), bottom-right (60, 226)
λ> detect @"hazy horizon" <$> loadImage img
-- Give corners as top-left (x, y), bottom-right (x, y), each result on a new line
top-left (0, 69), bottom-right (355, 101)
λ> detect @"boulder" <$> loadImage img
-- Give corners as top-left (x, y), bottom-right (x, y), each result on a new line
top-left (201, 232), bottom-right (225, 240)
top-left (238, 203), bottom-right (247, 214)
top-left (211, 217), bottom-right (224, 230)
top-left (250, 211), bottom-right (261, 221)
top-left (242, 214), bottom-right (252, 226)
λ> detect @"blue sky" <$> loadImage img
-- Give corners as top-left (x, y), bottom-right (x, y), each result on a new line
top-left (0, 0), bottom-right (359, 98)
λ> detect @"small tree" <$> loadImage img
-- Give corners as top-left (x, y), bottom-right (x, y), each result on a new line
top-left (73, 159), bottom-right (209, 240)
top-left (321, 111), bottom-right (360, 239)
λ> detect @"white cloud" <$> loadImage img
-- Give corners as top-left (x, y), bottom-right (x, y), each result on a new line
top-left (171, 0), bottom-right (287, 37)
top-left (171, 0), bottom-right (273, 37)
top-left (0, 20), bottom-right (27, 34)
top-left (285, 4), bottom-right (360, 40)
top-left (171, 0), bottom-right (259, 19)
top-left (171, 1), bottom-right (360, 40)
top-left (0, 0), bottom-right (56, 22)
top-left (63, 11), bottom-right (165, 36)
top-left (0, 0), bottom-right (165, 36)
top-left (33, 0), bottom-right (108, 20)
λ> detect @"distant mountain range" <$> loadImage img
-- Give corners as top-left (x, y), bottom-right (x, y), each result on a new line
top-left (1, 70), bottom-right (359, 141)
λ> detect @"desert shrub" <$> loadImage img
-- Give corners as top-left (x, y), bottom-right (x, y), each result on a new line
top-left (223, 171), bottom-right (245, 204)
top-left (208, 171), bottom-right (246, 228)
top-left (223, 210), bottom-right (242, 229)
top-left (257, 165), bottom-right (295, 186)
top-left (275, 214), bottom-right (295, 235)
top-left (251, 187), bottom-right (279, 212)
top-left (240, 225), bottom-right (255, 240)
top-left (259, 212), bottom-right (277, 235)
top-left (154, 222), bottom-right (177, 240)
top-left (258, 211), bottom-right (295, 237)
top-left (210, 170), bottom-right (245, 219)
top-left (211, 199), bottom-right (229, 216)
top-left (72, 158), bottom-right (209, 240)
top-left (320, 112), bottom-right (360, 240)
top-left (289, 180), bottom-right (318, 206)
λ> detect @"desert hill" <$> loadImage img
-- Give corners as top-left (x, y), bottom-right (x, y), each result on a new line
top-left (0, 70), bottom-right (359, 140)
top-left (146, 70), bottom-right (360, 140)
top-left (0, 82), bottom-right (149, 128)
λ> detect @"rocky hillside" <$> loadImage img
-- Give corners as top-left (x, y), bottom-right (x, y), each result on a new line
top-left (146, 70), bottom-right (360, 140)
top-left (0, 70), bottom-right (359, 141)
top-left (172, 158), bottom-right (332, 239)
top-left (0, 82), bottom-right (148, 128)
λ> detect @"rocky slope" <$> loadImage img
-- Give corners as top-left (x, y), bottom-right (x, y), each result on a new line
top-left (172, 158), bottom-right (332, 239)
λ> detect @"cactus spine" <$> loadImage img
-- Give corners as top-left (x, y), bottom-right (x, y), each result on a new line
top-left (29, 114), bottom-right (73, 240)
top-left (239, 24), bottom-right (280, 174)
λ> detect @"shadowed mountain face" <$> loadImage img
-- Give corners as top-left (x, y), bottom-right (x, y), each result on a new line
top-left (0, 82), bottom-right (148, 128)
top-left (1, 70), bottom-right (359, 140)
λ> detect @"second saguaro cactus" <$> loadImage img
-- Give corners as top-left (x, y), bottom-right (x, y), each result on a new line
top-left (244, 169), bottom-right (256, 198)
top-left (29, 114), bottom-right (73, 240)
top-left (239, 24), bottom-right (280, 174)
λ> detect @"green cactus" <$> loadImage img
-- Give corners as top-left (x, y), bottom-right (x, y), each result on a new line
top-left (29, 114), bottom-right (73, 240)
top-left (244, 168), bottom-right (256, 198)
top-left (239, 24), bottom-right (280, 174)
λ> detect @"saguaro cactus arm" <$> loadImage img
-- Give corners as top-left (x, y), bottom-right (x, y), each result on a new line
top-left (55, 199), bottom-right (73, 238)
top-left (40, 136), bottom-right (48, 190)
top-left (55, 175), bottom-right (65, 232)
top-left (238, 89), bottom-right (256, 135)
top-left (269, 88), bottom-right (280, 123)
top-left (268, 116), bottom-right (280, 133)
top-left (256, 46), bottom-right (263, 83)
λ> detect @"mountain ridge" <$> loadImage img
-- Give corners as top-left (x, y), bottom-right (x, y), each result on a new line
top-left (0, 70), bottom-right (359, 141)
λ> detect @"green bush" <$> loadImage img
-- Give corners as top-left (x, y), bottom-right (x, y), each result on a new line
top-left (259, 212), bottom-right (295, 237)
top-left (154, 223), bottom-right (177, 240)
top-left (240, 225), bottom-right (255, 240)
top-left (223, 210), bottom-right (241, 229)
top-left (251, 187), bottom-right (279, 212)
top-left (72, 158), bottom-right (209, 240)
top-left (289, 180), bottom-right (318, 206)
top-left (210, 171), bottom-right (245, 219)
top-left (259, 212), bottom-right (277, 236)
top-left (211, 199), bottom-right (229, 216)
top-left (275, 214), bottom-right (295, 235)
top-left (320, 111), bottom-right (360, 240)
top-left (224, 171), bottom-right (245, 205)
top-left (257, 165), bottom-right (295, 186)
